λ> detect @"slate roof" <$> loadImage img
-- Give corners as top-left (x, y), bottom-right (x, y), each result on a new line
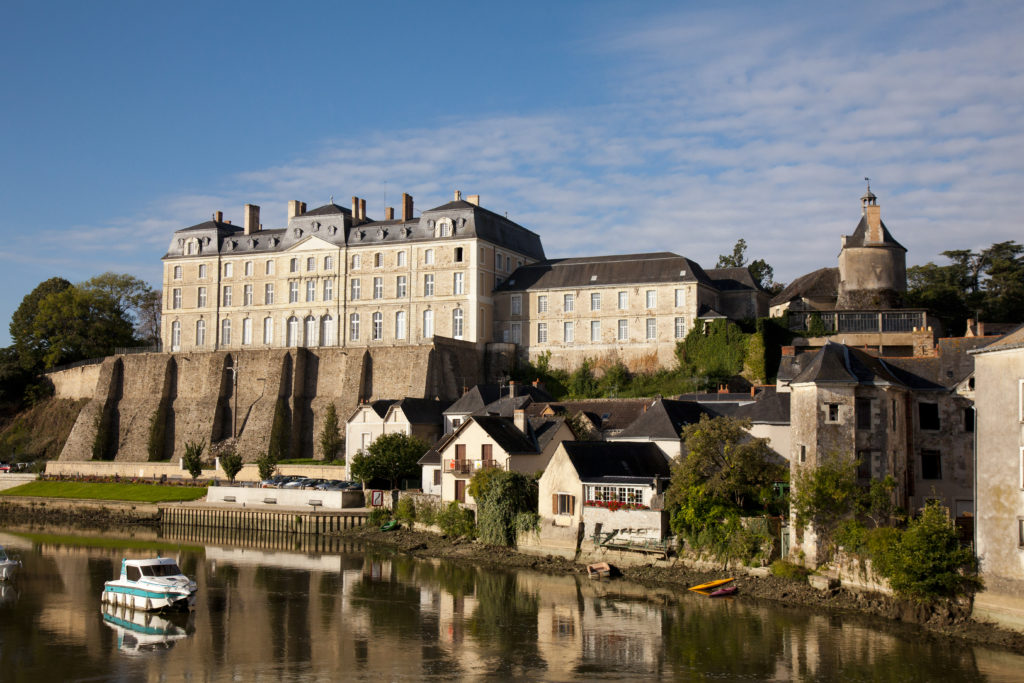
top-left (790, 342), bottom-right (905, 386)
top-left (971, 324), bottom-right (1024, 355)
top-left (770, 267), bottom-right (839, 307)
top-left (696, 305), bottom-right (728, 319)
top-left (445, 383), bottom-right (554, 416)
top-left (885, 337), bottom-right (995, 390)
top-left (844, 215), bottom-right (906, 250)
top-left (178, 219), bottom-right (242, 233)
top-left (615, 399), bottom-right (711, 440)
top-left (367, 399), bottom-right (398, 418)
top-left (494, 253), bottom-right (713, 292)
top-left (561, 441), bottom-right (671, 484)
top-left (303, 203), bottom-right (353, 217)
top-left (527, 398), bottom-right (652, 432)
top-left (706, 267), bottom-right (762, 291)
top-left (471, 415), bottom-right (540, 454)
top-left (711, 392), bottom-right (791, 424)
top-left (391, 397), bottom-right (453, 424)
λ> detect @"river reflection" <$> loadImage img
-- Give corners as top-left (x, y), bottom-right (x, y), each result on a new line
top-left (0, 526), bottom-right (1021, 681)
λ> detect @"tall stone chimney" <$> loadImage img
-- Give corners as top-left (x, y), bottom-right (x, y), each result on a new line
top-left (385, 207), bottom-right (394, 220)
top-left (352, 196), bottom-right (359, 222)
top-left (244, 204), bottom-right (260, 235)
top-left (861, 183), bottom-right (882, 243)
top-left (467, 194), bottom-right (480, 206)
top-left (514, 407), bottom-right (527, 434)
top-left (214, 211), bottom-right (223, 223)
top-left (402, 193), bottom-right (414, 222)
top-left (454, 190), bottom-right (462, 201)
top-left (288, 200), bottom-right (305, 219)
top-left (359, 198), bottom-right (366, 221)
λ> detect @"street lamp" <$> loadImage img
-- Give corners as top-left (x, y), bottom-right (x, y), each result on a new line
top-left (226, 359), bottom-right (238, 438)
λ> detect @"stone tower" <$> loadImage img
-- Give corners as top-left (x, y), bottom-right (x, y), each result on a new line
top-left (837, 184), bottom-right (907, 309)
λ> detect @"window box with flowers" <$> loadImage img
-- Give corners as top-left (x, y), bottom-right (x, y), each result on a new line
top-left (584, 499), bottom-right (650, 511)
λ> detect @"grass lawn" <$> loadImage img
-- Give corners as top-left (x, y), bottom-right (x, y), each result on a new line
top-left (0, 481), bottom-right (208, 503)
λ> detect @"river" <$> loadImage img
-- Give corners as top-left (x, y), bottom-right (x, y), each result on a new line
top-left (0, 525), bottom-right (1021, 682)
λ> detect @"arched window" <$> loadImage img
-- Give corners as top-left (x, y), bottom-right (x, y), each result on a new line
top-left (171, 321), bottom-right (181, 351)
top-left (349, 313), bottom-right (360, 341)
top-left (263, 317), bottom-right (273, 345)
top-left (305, 315), bottom-right (317, 346)
top-left (289, 257), bottom-right (298, 273)
top-left (452, 308), bottom-right (464, 340)
top-left (321, 315), bottom-right (334, 346)
top-left (423, 309), bottom-right (434, 338)
top-left (221, 319), bottom-right (231, 346)
top-left (173, 265), bottom-right (182, 279)
top-left (287, 316), bottom-right (299, 346)
top-left (195, 319), bottom-right (206, 347)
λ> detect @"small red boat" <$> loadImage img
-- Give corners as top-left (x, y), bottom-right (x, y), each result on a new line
top-left (709, 586), bottom-right (738, 598)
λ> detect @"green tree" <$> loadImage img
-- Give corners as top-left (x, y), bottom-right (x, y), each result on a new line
top-left (598, 361), bottom-right (631, 397)
top-left (676, 319), bottom-right (749, 390)
top-left (349, 432), bottom-right (430, 489)
top-left (182, 440), bottom-right (206, 481)
top-left (567, 358), bottom-right (598, 398)
top-left (220, 448), bottom-right (243, 483)
top-left (256, 452), bottom-right (277, 481)
top-left (979, 241), bottom-right (1024, 322)
top-left (32, 286), bottom-right (136, 368)
top-left (319, 402), bottom-right (343, 462)
top-left (80, 272), bottom-right (159, 343)
top-left (716, 238), bottom-right (775, 290)
top-left (10, 277), bottom-right (73, 370)
top-left (471, 469), bottom-right (538, 546)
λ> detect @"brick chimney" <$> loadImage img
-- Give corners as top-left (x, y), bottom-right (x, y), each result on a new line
top-left (514, 407), bottom-right (527, 433)
top-left (385, 207), bottom-right (394, 220)
top-left (508, 380), bottom-right (516, 398)
top-left (781, 345), bottom-right (795, 357)
top-left (467, 194), bottom-right (480, 206)
top-left (402, 193), bottom-right (414, 222)
top-left (862, 184), bottom-right (883, 243)
top-left (287, 200), bottom-right (305, 219)
top-left (244, 204), bottom-right (260, 235)
top-left (454, 190), bottom-right (462, 201)
top-left (214, 210), bottom-right (223, 223)
top-left (352, 196), bottom-right (359, 222)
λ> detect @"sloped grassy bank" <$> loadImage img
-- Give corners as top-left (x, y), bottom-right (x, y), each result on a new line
top-left (340, 524), bottom-right (1024, 655)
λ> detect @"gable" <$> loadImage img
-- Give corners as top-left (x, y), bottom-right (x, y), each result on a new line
top-left (285, 235), bottom-right (340, 252)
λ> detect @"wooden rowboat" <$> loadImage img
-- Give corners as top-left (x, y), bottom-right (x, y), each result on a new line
top-left (688, 578), bottom-right (734, 593)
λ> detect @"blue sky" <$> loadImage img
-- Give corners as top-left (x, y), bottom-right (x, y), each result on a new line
top-left (2, 1), bottom-right (1022, 344)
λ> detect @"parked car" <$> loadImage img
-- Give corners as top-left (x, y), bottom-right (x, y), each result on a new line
top-left (0, 464), bottom-right (10, 473)
top-left (315, 480), bottom-right (344, 491)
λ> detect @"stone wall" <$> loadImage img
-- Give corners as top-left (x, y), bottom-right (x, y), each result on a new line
top-left (58, 338), bottom-right (483, 463)
top-left (47, 362), bottom-right (103, 400)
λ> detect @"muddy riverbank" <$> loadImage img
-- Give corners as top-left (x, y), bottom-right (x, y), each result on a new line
top-left (339, 524), bottom-right (1024, 655)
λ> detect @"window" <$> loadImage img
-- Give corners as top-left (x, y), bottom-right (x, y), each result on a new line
top-left (452, 309), bottom-right (464, 339)
top-left (395, 311), bottom-right (406, 340)
top-left (244, 284), bottom-right (253, 306)
top-left (454, 247), bottom-right (463, 262)
top-left (511, 322), bottom-right (522, 344)
top-left (921, 450), bottom-right (942, 480)
top-left (563, 321), bottom-right (574, 344)
top-left (172, 288), bottom-right (182, 309)
top-left (305, 281), bottom-right (315, 302)
top-left (424, 274), bottom-right (434, 296)
top-left (396, 276), bottom-right (407, 298)
top-left (287, 316), bottom-right (299, 346)
top-left (856, 450), bottom-right (873, 483)
top-left (511, 295), bottom-right (522, 315)
top-left (1018, 517), bottom-right (1024, 549)
top-left (321, 315), bottom-right (334, 346)
top-left (244, 261), bottom-right (253, 276)
top-left (618, 291), bottom-right (627, 309)
top-left (289, 258), bottom-right (298, 273)
top-left (856, 398), bottom-right (872, 430)
top-left (186, 242), bottom-right (195, 255)
top-left (224, 262), bottom-right (233, 278)
top-left (242, 318), bottom-right (252, 345)
top-left (193, 286), bottom-right (205, 308)
top-left (674, 317), bottom-right (686, 339)
top-left (304, 257), bottom-right (314, 272)
top-left (422, 309), bottom-right (434, 338)
top-left (221, 319), bottom-right (231, 346)
top-left (350, 279), bottom-right (361, 300)
top-left (675, 288), bottom-right (685, 307)
top-left (263, 317), bottom-right (273, 345)
top-left (195, 320), bottom-right (205, 346)
top-left (563, 294), bottom-right (574, 312)
top-left (1019, 379), bottom-right (1024, 422)
top-left (374, 252), bottom-right (383, 268)
top-left (506, 255), bottom-right (511, 271)
top-left (222, 286), bottom-right (232, 307)
top-left (352, 254), bottom-right (361, 269)
top-left (590, 320), bottom-right (600, 342)
top-left (370, 312), bottom-right (382, 340)
top-left (288, 282), bottom-right (298, 303)
top-left (799, 445), bottom-right (807, 463)
top-left (495, 252), bottom-right (503, 269)
top-left (646, 290), bottom-right (656, 308)
top-left (324, 255), bottom-right (333, 270)
top-left (349, 313), bottom-right (360, 341)
top-left (590, 293), bottom-right (601, 311)
top-left (265, 260), bottom-right (274, 275)
top-left (454, 272), bottom-right (464, 295)
top-left (537, 295), bottom-right (548, 313)
top-left (586, 484), bottom-right (644, 504)
top-left (424, 249), bottom-right (434, 265)
top-left (964, 407), bottom-right (974, 433)
top-left (919, 402), bottom-right (940, 430)
top-left (264, 283), bottom-right (273, 305)
top-left (537, 322), bottom-right (548, 343)
top-left (323, 280), bottom-right (333, 301)
top-left (826, 403), bottom-right (840, 423)
top-left (173, 265), bottom-right (182, 280)
top-left (199, 264), bottom-right (208, 278)
top-left (171, 321), bottom-right (181, 350)
top-left (553, 493), bottom-right (575, 515)
top-left (304, 315), bottom-right (317, 346)
top-left (397, 251), bottom-right (406, 267)
top-left (373, 277), bottom-right (383, 299)
top-left (646, 318), bottom-right (656, 340)
top-left (617, 319), bottom-right (628, 341)
top-left (434, 470), bottom-right (441, 486)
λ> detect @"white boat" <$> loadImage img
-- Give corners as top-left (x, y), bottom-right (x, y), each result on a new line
top-left (101, 557), bottom-right (197, 611)
top-left (101, 603), bottom-right (192, 654)
top-left (0, 545), bottom-right (20, 581)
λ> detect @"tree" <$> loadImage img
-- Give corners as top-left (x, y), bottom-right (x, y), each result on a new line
top-left (80, 272), bottom-right (158, 341)
top-left (471, 469), bottom-right (539, 546)
top-left (220, 449), bottom-right (243, 483)
top-left (182, 440), bottom-right (206, 481)
top-left (349, 432), bottom-right (430, 489)
top-left (318, 403), bottom-right (343, 462)
top-left (256, 452), bottom-right (277, 481)
top-left (567, 358), bottom-right (598, 398)
top-left (10, 277), bottom-right (73, 370)
top-left (716, 238), bottom-right (775, 290)
top-left (31, 286), bottom-right (136, 368)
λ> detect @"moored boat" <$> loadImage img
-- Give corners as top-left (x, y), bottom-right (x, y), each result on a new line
top-left (688, 577), bottom-right (734, 594)
top-left (102, 557), bottom-right (197, 612)
top-left (101, 603), bottom-right (192, 654)
top-left (0, 546), bottom-right (21, 581)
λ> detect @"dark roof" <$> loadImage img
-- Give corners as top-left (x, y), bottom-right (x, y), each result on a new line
top-left (392, 397), bottom-right (453, 424)
top-left (421, 199), bottom-right (546, 260)
top-left (445, 383), bottom-right (554, 416)
top-left (417, 449), bottom-right (441, 466)
top-left (531, 417), bottom-right (566, 452)
top-left (616, 399), bottom-right (710, 439)
top-left (561, 441), bottom-right (671, 484)
top-left (471, 415), bottom-right (539, 454)
top-left (696, 305), bottom-right (728, 319)
top-left (972, 324), bottom-right (1024, 355)
top-left (178, 219), bottom-right (241, 233)
top-left (711, 392), bottom-right (791, 424)
top-left (791, 342), bottom-right (904, 386)
top-left (884, 337), bottom-right (995, 389)
top-left (494, 253), bottom-right (712, 292)
top-left (770, 267), bottom-right (839, 307)
top-left (527, 398), bottom-right (652, 432)
top-left (367, 399), bottom-right (398, 418)
top-left (303, 203), bottom-right (353, 217)
top-left (705, 267), bottom-right (761, 291)
top-left (844, 215), bottom-right (906, 251)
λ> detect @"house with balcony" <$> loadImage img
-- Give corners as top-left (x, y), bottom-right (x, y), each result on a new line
top-left (435, 410), bottom-right (573, 505)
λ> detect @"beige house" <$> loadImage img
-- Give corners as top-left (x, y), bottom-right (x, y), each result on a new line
top-left (435, 412), bottom-right (573, 505)
top-left (537, 441), bottom-right (671, 554)
top-left (970, 325), bottom-right (1024, 631)
top-left (344, 397), bottom-right (451, 462)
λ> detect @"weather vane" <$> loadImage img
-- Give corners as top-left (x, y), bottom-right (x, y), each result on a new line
top-left (864, 177), bottom-right (871, 192)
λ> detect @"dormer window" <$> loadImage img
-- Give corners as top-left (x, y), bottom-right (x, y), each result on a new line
top-left (436, 218), bottom-right (453, 238)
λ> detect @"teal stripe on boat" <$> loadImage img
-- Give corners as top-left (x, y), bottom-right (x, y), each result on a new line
top-left (105, 585), bottom-right (188, 600)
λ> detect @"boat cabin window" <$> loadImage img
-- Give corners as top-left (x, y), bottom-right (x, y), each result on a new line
top-left (126, 565), bottom-right (141, 581)
top-left (141, 563), bottom-right (182, 577)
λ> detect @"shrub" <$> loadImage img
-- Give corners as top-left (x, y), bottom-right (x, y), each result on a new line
top-left (319, 402), bottom-right (343, 462)
top-left (256, 452), bottom-right (277, 481)
top-left (770, 560), bottom-right (810, 582)
top-left (435, 502), bottom-right (476, 538)
top-left (472, 469), bottom-right (538, 546)
top-left (219, 449), bottom-right (243, 483)
top-left (368, 508), bottom-right (392, 526)
top-left (182, 440), bottom-right (205, 481)
top-left (415, 498), bottom-right (440, 525)
top-left (395, 497), bottom-right (416, 524)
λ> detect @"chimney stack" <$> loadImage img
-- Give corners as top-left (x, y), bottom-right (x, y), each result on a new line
top-left (385, 207), bottom-right (394, 220)
top-left (359, 198), bottom-right (366, 221)
top-left (514, 407), bottom-right (527, 434)
top-left (402, 193), bottom-right (414, 222)
top-left (352, 196), bottom-right (359, 222)
top-left (244, 204), bottom-right (260, 235)
top-left (288, 200), bottom-right (305, 219)
top-left (214, 210), bottom-right (223, 223)
top-left (454, 190), bottom-right (462, 201)
top-left (467, 194), bottom-right (480, 206)
top-left (781, 345), bottom-right (795, 357)
top-left (508, 380), bottom-right (516, 398)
